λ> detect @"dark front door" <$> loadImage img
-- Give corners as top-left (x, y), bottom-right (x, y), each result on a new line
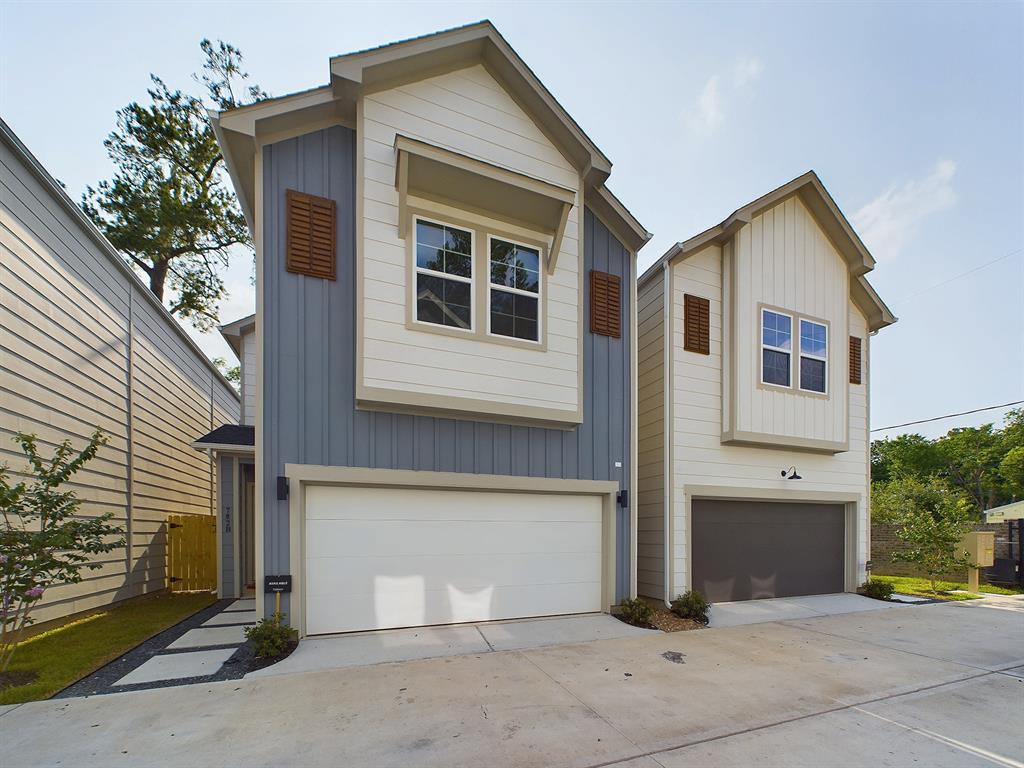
top-left (691, 500), bottom-right (845, 602)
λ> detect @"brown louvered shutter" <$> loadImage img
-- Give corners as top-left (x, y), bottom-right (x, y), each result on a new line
top-left (683, 294), bottom-right (711, 355)
top-left (590, 270), bottom-right (622, 338)
top-left (285, 189), bottom-right (336, 280)
top-left (849, 336), bottom-right (863, 385)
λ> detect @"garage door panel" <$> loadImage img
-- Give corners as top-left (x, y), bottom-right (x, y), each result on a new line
top-left (304, 485), bottom-right (605, 634)
top-left (306, 580), bottom-right (602, 636)
top-left (305, 518), bottom-right (601, 559)
top-left (692, 500), bottom-right (845, 603)
top-left (305, 486), bottom-right (601, 523)
top-left (306, 551), bottom-right (601, 596)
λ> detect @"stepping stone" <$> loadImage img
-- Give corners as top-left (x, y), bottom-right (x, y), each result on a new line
top-left (168, 624), bottom-right (251, 650)
top-left (114, 649), bottom-right (238, 686)
top-left (226, 598), bottom-right (256, 611)
top-left (203, 610), bottom-right (257, 626)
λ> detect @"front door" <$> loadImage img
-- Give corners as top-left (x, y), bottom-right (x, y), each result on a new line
top-left (240, 463), bottom-right (256, 592)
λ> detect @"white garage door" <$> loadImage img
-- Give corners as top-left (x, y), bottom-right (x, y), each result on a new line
top-left (304, 485), bottom-right (604, 635)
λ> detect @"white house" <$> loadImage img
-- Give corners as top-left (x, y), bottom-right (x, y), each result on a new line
top-left (637, 172), bottom-right (896, 605)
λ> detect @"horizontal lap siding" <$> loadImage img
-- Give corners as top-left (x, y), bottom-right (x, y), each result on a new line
top-left (0, 137), bottom-right (238, 623)
top-left (636, 270), bottom-right (665, 599)
top-left (263, 128), bottom-right (632, 616)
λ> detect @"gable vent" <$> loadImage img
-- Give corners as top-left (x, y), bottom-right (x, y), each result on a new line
top-left (286, 189), bottom-right (336, 280)
top-left (683, 294), bottom-right (711, 355)
top-left (590, 270), bottom-right (622, 339)
top-left (849, 335), bottom-right (863, 385)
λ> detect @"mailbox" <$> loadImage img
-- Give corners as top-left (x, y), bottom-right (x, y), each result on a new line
top-left (961, 531), bottom-right (995, 567)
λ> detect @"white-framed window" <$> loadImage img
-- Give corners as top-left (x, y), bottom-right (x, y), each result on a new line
top-left (761, 308), bottom-right (792, 387)
top-left (413, 217), bottom-right (473, 331)
top-left (799, 318), bottom-right (828, 394)
top-left (487, 235), bottom-right (541, 343)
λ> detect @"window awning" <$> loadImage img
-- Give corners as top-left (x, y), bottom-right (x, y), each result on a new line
top-left (395, 135), bottom-right (576, 274)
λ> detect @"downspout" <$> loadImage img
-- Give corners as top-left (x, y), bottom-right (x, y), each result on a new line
top-left (662, 260), bottom-right (673, 608)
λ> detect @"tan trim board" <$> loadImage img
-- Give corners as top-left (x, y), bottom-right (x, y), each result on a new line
top-left (629, 248), bottom-right (639, 599)
top-left (720, 430), bottom-right (850, 454)
top-left (662, 261), bottom-right (674, 606)
top-left (190, 442), bottom-right (256, 454)
top-left (231, 457), bottom-right (241, 600)
top-left (284, 464), bottom-right (619, 637)
top-left (253, 146), bottom-right (265, 621)
top-left (355, 386), bottom-right (583, 429)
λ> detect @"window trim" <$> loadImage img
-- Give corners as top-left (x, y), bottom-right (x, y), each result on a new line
top-left (410, 214), bottom-right (476, 335)
top-left (485, 233), bottom-right (543, 345)
top-left (798, 318), bottom-right (829, 395)
top-left (760, 307), bottom-right (794, 389)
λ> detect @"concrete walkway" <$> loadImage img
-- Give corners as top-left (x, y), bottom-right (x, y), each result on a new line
top-left (707, 592), bottom-right (903, 627)
top-left (113, 598), bottom-right (255, 687)
top-left (1, 596), bottom-right (1021, 767)
top-left (249, 613), bottom-right (654, 678)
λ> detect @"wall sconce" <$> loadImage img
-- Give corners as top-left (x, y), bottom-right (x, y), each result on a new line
top-left (781, 466), bottom-right (802, 480)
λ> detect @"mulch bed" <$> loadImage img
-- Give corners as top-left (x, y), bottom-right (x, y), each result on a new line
top-left (613, 598), bottom-right (706, 633)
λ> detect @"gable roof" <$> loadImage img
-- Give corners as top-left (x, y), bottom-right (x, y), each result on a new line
top-left (218, 313), bottom-right (255, 358)
top-left (212, 21), bottom-right (647, 254)
top-left (640, 171), bottom-right (896, 331)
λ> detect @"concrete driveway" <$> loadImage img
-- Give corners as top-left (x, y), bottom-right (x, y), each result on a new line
top-left (2, 596), bottom-right (1021, 768)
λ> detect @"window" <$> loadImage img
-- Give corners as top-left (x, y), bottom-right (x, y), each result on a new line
top-left (799, 319), bottom-right (828, 393)
top-left (489, 237), bottom-right (540, 342)
top-left (761, 309), bottom-right (792, 387)
top-left (414, 219), bottom-right (473, 330)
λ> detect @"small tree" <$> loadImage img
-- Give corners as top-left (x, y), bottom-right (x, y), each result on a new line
top-left (873, 476), bottom-right (975, 594)
top-left (0, 431), bottom-right (124, 672)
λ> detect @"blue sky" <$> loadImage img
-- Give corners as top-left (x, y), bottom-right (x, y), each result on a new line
top-left (2, 1), bottom-right (1021, 438)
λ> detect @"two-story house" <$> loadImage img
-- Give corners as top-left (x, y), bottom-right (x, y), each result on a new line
top-left (201, 22), bottom-right (650, 636)
top-left (637, 172), bottom-right (895, 606)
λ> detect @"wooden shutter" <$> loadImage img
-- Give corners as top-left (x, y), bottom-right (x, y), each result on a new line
top-left (590, 270), bottom-right (622, 338)
top-left (285, 189), bottom-right (336, 280)
top-left (849, 336), bottom-right (863, 385)
top-left (683, 294), bottom-right (711, 355)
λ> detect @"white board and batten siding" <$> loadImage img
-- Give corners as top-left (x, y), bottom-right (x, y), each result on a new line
top-left (359, 64), bottom-right (583, 419)
top-left (304, 484), bottom-right (603, 635)
top-left (0, 129), bottom-right (239, 624)
top-left (636, 269), bottom-right (665, 600)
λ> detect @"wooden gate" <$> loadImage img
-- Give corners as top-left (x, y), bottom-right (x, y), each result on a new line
top-left (167, 514), bottom-right (217, 592)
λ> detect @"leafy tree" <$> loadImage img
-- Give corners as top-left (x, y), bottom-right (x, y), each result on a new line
top-left (935, 424), bottom-right (1005, 512)
top-left (82, 40), bottom-right (266, 331)
top-left (1, 432), bottom-right (124, 672)
top-left (871, 433), bottom-right (942, 484)
top-left (212, 356), bottom-right (241, 390)
top-left (873, 476), bottom-right (975, 594)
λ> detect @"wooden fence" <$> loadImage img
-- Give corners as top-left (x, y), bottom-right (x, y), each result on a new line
top-left (167, 514), bottom-right (217, 592)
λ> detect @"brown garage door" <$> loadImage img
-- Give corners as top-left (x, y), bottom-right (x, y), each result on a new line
top-left (692, 500), bottom-right (845, 602)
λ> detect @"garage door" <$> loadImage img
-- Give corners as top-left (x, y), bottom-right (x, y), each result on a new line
top-left (691, 500), bottom-right (845, 602)
top-left (304, 485), bottom-right (604, 635)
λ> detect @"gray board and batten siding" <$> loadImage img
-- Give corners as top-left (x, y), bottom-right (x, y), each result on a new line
top-left (261, 126), bottom-right (633, 618)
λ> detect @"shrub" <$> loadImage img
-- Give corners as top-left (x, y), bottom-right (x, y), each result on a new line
top-left (671, 590), bottom-right (710, 625)
top-left (244, 612), bottom-right (297, 658)
top-left (860, 578), bottom-right (895, 601)
top-left (617, 597), bottom-right (654, 627)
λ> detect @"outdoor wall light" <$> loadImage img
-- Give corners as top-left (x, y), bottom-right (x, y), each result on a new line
top-left (781, 466), bottom-right (802, 480)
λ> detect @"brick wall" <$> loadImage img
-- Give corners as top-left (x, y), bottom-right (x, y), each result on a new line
top-left (871, 521), bottom-right (1012, 579)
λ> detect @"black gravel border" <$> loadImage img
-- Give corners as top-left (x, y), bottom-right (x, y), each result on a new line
top-left (55, 598), bottom-right (280, 698)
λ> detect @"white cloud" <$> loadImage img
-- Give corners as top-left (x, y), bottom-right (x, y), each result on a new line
top-left (696, 75), bottom-right (723, 130)
top-left (689, 56), bottom-right (764, 133)
top-left (733, 57), bottom-right (764, 88)
top-left (853, 160), bottom-right (958, 258)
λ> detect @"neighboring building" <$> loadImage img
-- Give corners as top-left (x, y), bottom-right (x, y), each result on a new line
top-left (637, 173), bottom-right (896, 605)
top-left (0, 119), bottom-right (239, 624)
top-left (209, 21), bottom-right (650, 636)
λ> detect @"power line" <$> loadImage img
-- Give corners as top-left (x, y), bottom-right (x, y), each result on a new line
top-left (871, 400), bottom-right (1024, 433)
top-left (893, 247), bottom-right (1022, 304)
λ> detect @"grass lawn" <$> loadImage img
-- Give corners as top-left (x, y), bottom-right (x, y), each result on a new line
top-left (872, 575), bottom-right (1024, 602)
top-left (0, 592), bottom-right (216, 705)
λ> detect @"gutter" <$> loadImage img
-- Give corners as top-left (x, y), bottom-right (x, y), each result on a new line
top-left (662, 259), bottom-right (673, 608)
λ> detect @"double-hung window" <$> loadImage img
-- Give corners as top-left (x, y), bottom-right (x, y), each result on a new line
top-left (414, 218), bottom-right (473, 330)
top-left (761, 309), bottom-right (792, 387)
top-left (488, 237), bottom-right (540, 342)
top-left (799, 319), bottom-right (828, 393)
